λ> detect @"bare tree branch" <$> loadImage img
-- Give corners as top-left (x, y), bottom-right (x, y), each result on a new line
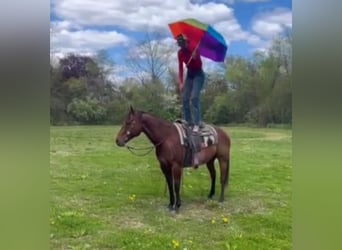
top-left (126, 30), bottom-right (174, 85)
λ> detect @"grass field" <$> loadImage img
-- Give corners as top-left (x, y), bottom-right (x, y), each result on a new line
top-left (50, 126), bottom-right (292, 250)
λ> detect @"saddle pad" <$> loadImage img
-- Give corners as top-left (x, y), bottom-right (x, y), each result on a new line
top-left (173, 122), bottom-right (218, 148)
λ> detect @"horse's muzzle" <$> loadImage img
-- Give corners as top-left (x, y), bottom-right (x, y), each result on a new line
top-left (116, 138), bottom-right (125, 147)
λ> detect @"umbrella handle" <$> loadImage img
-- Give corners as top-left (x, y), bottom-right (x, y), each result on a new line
top-left (186, 40), bottom-right (201, 66)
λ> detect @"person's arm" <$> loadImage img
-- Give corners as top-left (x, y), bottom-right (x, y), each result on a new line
top-left (178, 51), bottom-right (184, 90)
top-left (193, 47), bottom-right (200, 59)
top-left (185, 42), bottom-right (200, 66)
top-left (191, 42), bottom-right (200, 59)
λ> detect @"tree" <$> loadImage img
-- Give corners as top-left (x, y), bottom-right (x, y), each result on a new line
top-left (126, 31), bottom-right (174, 85)
top-left (59, 54), bottom-right (99, 80)
top-left (222, 33), bottom-right (292, 126)
top-left (201, 73), bottom-right (228, 117)
top-left (204, 94), bottom-right (232, 124)
top-left (67, 96), bottom-right (106, 124)
top-left (225, 56), bottom-right (259, 123)
top-left (165, 68), bottom-right (182, 118)
top-left (50, 53), bottom-right (118, 125)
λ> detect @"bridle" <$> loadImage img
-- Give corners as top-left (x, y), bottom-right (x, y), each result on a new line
top-left (124, 112), bottom-right (165, 156)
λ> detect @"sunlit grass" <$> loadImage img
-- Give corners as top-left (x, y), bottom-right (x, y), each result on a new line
top-left (50, 125), bottom-right (292, 249)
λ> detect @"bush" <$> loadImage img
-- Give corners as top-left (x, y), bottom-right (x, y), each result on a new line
top-left (67, 97), bottom-right (106, 124)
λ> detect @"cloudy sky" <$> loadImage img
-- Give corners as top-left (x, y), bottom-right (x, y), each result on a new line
top-left (50, 0), bottom-right (292, 79)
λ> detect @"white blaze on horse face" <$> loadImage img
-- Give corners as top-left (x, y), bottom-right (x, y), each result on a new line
top-left (125, 120), bottom-right (135, 137)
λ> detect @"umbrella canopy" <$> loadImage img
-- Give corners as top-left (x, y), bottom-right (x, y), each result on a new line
top-left (168, 18), bottom-right (228, 62)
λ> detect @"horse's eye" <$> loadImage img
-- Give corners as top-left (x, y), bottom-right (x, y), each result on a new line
top-left (125, 119), bottom-right (133, 126)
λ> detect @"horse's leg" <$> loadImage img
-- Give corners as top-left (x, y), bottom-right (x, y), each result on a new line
top-left (172, 164), bottom-right (182, 211)
top-left (206, 159), bottom-right (216, 199)
top-left (218, 157), bottom-right (230, 202)
top-left (161, 164), bottom-right (174, 210)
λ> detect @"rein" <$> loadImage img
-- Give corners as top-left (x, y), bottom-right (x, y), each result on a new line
top-left (125, 114), bottom-right (165, 156)
top-left (125, 140), bottom-right (164, 156)
top-left (126, 112), bottom-right (165, 156)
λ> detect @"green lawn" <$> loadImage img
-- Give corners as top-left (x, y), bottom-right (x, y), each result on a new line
top-left (50, 126), bottom-right (292, 250)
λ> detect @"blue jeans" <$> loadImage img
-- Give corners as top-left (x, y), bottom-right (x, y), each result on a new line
top-left (182, 69), bottom-right (205, 126)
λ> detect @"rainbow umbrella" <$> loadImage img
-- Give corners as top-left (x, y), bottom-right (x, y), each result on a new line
top-left (168, 18), bottom-right (228, 62)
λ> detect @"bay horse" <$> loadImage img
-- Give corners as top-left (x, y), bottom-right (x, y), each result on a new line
top-left (115, 106), bottom-right (231, 211)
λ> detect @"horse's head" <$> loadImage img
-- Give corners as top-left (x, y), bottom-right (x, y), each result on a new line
top-left (115, 106), bottom-right (143, 147)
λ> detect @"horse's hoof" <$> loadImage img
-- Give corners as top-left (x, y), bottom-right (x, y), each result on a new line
top-left (169, 208), bottom-right (179, 215)
top-left (218, 198), bottom-right (224, 203)
top-left (208, 195), bottom-right (214, 200)
top-left (167, 206), bottom-right (178, 214)
top-left (167, 204), bottom-right (178, 211)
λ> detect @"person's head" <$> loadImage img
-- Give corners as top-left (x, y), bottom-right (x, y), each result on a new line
top-left (176, 34), bottom-right (188, 49)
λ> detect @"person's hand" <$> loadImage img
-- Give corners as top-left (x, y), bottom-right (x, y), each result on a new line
top-left (178, 79), bottom-right (184, 92)
top-left (179, 83), bottom-right (184, 92)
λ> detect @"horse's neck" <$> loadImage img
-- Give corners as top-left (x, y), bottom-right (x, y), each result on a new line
top-left (141, 113), bottom-right (172, 145)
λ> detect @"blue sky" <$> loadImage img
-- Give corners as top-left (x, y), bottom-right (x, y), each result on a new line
top-left (50, 0), bottom-right (292, 80)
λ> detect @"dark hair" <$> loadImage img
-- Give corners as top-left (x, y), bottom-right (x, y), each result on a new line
top-left (176, 34), bottom-right (187, 42)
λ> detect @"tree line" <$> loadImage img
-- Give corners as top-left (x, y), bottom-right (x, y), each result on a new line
top-left (50, 32), bottom-right (291, 127)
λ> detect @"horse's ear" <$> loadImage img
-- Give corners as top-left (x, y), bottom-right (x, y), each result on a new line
top-left (129, 105), bottom-right (135, 114)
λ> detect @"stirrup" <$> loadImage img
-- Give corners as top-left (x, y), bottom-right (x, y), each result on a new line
top-left (192, 125), bottom-right (200, 134)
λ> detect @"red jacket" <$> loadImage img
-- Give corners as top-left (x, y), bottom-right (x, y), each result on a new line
top-left (178, 45), bottom-right (202, 86)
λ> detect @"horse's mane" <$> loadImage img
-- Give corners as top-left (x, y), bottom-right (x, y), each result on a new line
top-left (136, 110), bottom-right (173, 127)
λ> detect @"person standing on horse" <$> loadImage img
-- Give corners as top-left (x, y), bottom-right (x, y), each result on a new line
top-left (176, 34), bottom-right (205, 134)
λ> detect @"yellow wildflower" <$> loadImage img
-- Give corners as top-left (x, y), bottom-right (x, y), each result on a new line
top-left (128, 194), bottom-right (136, 202)
top-left (172, 239), bottom-right (180, 249)
top-left (222, 217), bottom-right (229, 223)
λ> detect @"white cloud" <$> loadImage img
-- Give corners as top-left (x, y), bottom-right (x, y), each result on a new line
top-left (52, 0), bottom-right (233, 32)
top-left (214, 20), bottom-right (250, 43)
top-left (213, 16), bottom-right (272, 52)
top-left (190, 0), bottom-right (235, 5)
top-left (50, 0), bottom-right (292, 72)
top-left (106, 64), bottom-right (132, 83)
top-left (50, 28), bottom-right (130, 59)
top-left (239, 0), bottom-right (271, 2)
top-left (50, 20), bottom-right (82, 32)
top-left (190, 0), bottom-right (270, 4)
top-left (50, 0), bottom-right (237, 61)
top-left (252, 8), bottom-right (292, 38)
